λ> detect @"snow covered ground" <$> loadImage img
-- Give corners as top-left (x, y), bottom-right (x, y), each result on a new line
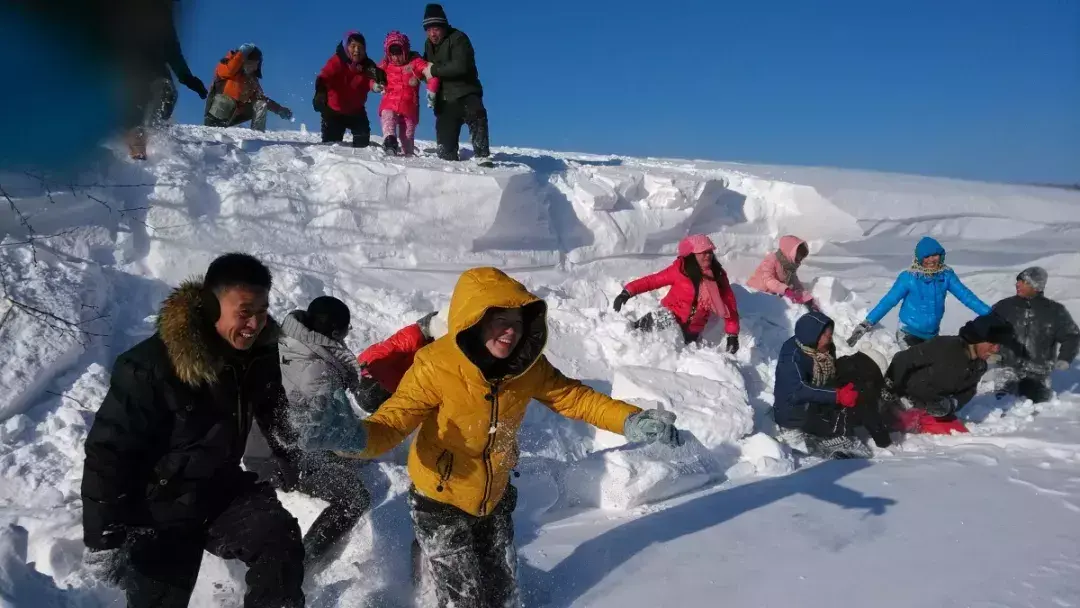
top-left (2, 126), bottom-right (1080, 607)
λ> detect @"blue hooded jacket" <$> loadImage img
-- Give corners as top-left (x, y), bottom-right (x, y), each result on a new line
top-left (865, 237), bottom-right (990, 339)
top-left (773, 311), bottom-right (839, 429)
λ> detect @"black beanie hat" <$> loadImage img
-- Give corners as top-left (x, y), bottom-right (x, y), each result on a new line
top-left (959, 314), bottom-right (1013, 345)
top-left (423, 4), bottom-right (449, 30)
top-left (307, 296), bottom-right (351, 338)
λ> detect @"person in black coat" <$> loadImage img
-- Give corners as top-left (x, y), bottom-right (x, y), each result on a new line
top-left (81, 253), bottom-right (304, 608)
top-left (420, 4), bottom-right (490, 161)
top-left (991, 267), bottom-right (1079, 403)
top-left (885, 314), bottom-right (1013, 419)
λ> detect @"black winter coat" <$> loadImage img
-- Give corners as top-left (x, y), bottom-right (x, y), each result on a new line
top-left (81, 281), bottom-right (291, 549)
top-left (424, 28), bottom-right (483, 102)
top-left (991, 295), bottom-right (1079, 377)
top-left (886, 336), bottom-right (988, 407)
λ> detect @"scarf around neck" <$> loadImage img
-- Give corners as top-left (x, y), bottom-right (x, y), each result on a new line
top-left (776, 249), bottom-right (801, 284)
top-left (796, 339), bottom-right (836, 386)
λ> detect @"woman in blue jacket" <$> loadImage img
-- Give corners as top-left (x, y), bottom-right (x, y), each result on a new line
top-left (848, 237), bottom-right (990, 348)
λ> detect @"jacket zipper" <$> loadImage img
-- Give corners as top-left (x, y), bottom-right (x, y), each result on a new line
top-left (478, 379), bottom-right (502, 516)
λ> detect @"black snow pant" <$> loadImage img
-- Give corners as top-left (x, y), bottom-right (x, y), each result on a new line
top-left (120, 479), bottom-right (304, 608)
top-left (999, 372), bottom-right (1053, 404)
top-left (434, 94), bottom-right (489, 161)
top-left (321, 111), bottom-right (371, 147)
top-left (295, 452), bottom-right (371, 566)
top-left (897, 329), bottom-right (927, 348)
top-left (802, 353), bottom-right (892, 446)
top-left (410, 484), bottom-right (519, 608)
top-left (633, 309), bottom-right (699, 344)
top-left (125, 76), bottom-right (178, 130)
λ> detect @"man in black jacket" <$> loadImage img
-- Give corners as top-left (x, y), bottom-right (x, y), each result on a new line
top-left (991, 267), bottom-right (1079, 403)
top-left (885, 314), bottom-right (1013, 419)
top-left (81, 253), bottom-right (304, 608)
top-left (420, 4), bottom-right (490, 161)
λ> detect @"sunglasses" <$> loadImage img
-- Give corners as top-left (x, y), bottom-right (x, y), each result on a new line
top-left (388, 45), bottom-right (405, 55)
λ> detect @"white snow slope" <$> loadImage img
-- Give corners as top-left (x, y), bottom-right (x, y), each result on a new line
top-left (3, 126), bottom-right (1080, 607)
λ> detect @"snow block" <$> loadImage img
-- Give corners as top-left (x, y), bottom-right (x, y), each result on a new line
top-left (0, 251), bottom-right (109, 423)
top-left (609, 366), bottom-right (754, 451)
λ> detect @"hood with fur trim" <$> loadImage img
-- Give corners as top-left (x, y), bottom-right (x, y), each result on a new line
top-left (155, 279), bottom-right (280, 387)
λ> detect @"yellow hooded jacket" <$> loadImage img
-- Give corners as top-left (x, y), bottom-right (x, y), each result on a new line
top-left (359, 267), bottom-right (641, 516)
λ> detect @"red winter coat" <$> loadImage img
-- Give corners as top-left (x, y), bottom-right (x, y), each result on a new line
top-left (625, 259), bottom-right (740, 336)
top-left (357, 323), bottom-right (429, 392)
top-left (378, 53), bottom-right (438, 123)
top-left (318, 49), bottom-right (379, 116)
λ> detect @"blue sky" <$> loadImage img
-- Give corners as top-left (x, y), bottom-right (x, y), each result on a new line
top-left (172, 0), bottom-right (1079, 184)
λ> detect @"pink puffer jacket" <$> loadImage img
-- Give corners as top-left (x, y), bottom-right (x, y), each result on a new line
top-left (747, 235), bottom-right (807, 295)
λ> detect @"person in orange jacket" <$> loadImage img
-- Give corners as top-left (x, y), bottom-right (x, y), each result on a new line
top-left (204, 44), bottom-right (292, 131)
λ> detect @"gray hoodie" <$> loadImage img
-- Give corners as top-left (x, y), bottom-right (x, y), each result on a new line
top-left (279, 311), bottom-right (389, 452)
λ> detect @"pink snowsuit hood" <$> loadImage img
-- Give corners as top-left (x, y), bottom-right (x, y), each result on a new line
top-left (747, 235), bottom-right (807, 295)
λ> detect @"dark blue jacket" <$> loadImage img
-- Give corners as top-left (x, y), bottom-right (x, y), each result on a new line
top-left (773, 311), bottom-right (839, 429)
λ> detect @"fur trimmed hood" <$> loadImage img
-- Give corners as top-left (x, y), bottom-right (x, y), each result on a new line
top-left (156, 279), bottom-right (280, 387)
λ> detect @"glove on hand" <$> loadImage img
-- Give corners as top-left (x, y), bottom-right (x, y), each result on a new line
top-left (922, 396), bottom-right (958, 418)
top-left (835, 382), bottom-right (859, 408)
top-left (784, 288), bottom-right (811, 304)
top-left (179, 74), bottom-right (208, 99)
top-left (624, 409), bottom-right (683, 447)
top-left (427, 90), bottom-right (437, 108)
top-left (726, 335), bottom-right (739, 355)
top-left (613, 289), bottom-right (632, 312)
top-left (276, 107), bottom-right (293, 120)
top-left (847, 321), bottom-right (872, 347)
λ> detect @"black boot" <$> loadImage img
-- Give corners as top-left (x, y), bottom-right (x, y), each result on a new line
top-left (383, 135), bottom-right (400, 155)
top-left (302, 503), bottom-right (365, 569)
top-left (436, 144), bottom-right (459, 161)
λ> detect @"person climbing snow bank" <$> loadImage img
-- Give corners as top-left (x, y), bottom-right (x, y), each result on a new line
top-left (204, 44), bottom-right (292, 130)
top-left (747, 235), bottom-right (816, 309)
top-left (614, 234), bottom-right (740, 352)
top-left (377, 31), bottom-right (439, 156)
top-left (848, 237), bottom-right (990, 348)
top-left (883, 313), bottom-right (1013, 434)
top-left (773, 311), bottom-right (891, 459)
top-left (420, 4), bottom-right (489, 161)
top-left (314, 31), bottom-right (387, 147)
top-left (357, 310), bottom-right (447, 393)
top-left (990, 267), bottom-right (1079, 403)
top-left (329, 267), bottom-right (682, 607)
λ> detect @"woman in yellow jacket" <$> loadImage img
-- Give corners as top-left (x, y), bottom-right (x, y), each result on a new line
top-left (333, 267), bottom-right (682, 608)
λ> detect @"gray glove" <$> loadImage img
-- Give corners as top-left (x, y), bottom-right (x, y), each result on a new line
top-left (85, 548), bottom-right (127, 586)
top-left (427, 90), bottom-right (437, 108)
top-left (624, 409), bottom-right (682, 447)
top-left (847, 321), bottom-right (872, 347)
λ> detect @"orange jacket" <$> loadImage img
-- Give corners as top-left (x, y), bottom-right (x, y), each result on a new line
top-left (214, 50), bottom-right (265, 105)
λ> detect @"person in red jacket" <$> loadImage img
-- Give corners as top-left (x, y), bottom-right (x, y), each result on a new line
top-left (377, 31), bottom-right (439, 156)
top-left (613, 234), bottom-right (741, 353)
top-left (313, 31), bottom-right (387, 147)
top-left (357, 311), bottom-right (445, 393)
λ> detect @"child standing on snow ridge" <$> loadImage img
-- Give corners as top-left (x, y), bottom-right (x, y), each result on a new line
top-left (377, 31), bottom-right (439, 156)
top-left (747, 235), bottom-right (817, 309)
top-left (613, 234), bottom-right (741, 353)
top-left (848, 236), bottom-right (991, 348)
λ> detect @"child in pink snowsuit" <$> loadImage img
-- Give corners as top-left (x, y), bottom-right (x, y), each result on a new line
top-left (377, 31), bottom-right (438, 156)
top-left (747, 235), bottom-right (816, 308)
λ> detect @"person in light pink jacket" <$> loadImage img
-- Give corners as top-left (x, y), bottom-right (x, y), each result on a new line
top-left (747, 235), bottom-right (816, 309)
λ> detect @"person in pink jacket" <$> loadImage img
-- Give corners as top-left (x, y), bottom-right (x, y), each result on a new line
top-left (747, 235), bottom-right (817, 309)
top-left (377, 31), bottom-right (439, 156)
top-left (613, 234), bottom-right (741, 353)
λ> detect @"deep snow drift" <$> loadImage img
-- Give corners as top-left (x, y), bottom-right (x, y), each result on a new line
top-left (2, 126), bottom-right (1080, 607)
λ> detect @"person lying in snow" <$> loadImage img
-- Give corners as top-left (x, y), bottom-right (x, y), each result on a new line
top-left (747, 234), bottom-right (817, 309)
top-left (614, 234), bottom-right (741, 353)
top-left (848, 237), bottom-right (990, 348)
top-left (883, 313), bottom-right (1012, 434)
top-left (357, 310), bottom-right (447, 393)
top-left (273, 296), bottom-right (392, 569)
top-left (81, 253), bottom-right (304, 608)
top-left (320, 267), bottom-right (682, 608)
top-left (773, 311), bottom-right (892, 459)
top-left (204, 44), bottom-right (292, 131)
top-left (313, 31), bottom-right (387, 148)
top-left (377, 31), bottom-right (439, 156)
top-left (990, 267), bottom-right (1078, 403)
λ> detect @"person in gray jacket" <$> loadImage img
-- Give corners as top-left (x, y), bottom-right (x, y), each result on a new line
top-left (276, 296), bottom-right (391, 567)
top-left (991, 267), bottom-right (1079, 403)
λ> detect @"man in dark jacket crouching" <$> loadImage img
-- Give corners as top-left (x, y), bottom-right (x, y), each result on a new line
top-left (81, 253), bottom-right (304, 608)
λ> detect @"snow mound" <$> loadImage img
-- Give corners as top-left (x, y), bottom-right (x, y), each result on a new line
top-left (2, 126), bottom-right (1080, 606)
